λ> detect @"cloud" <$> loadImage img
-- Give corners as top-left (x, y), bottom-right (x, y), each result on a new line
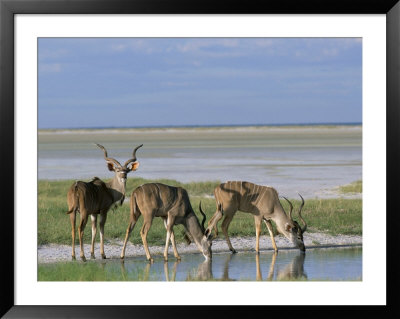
top-left (38, 48), bottom-right (69, 60)
top-left (39, 63), bottom-right (62, 73)
top-left (109, 39), bottom-right (156, 54)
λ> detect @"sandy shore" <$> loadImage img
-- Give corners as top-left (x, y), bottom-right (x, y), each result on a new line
top-left (38, 232), bottom-right (362, 263)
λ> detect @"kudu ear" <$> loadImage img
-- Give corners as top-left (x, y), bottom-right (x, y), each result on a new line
top-left (128, 161), bottom-right (140, 172)
top-left (106, 161), bottom-right (115, 171)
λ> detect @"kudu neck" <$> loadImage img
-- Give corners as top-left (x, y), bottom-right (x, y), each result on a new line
top-left (106, 176), bottom-right (126, 203)
top-left (185, 213), bottom-right (204, 248)
top-left (272, 204), bottom-right (292, 236)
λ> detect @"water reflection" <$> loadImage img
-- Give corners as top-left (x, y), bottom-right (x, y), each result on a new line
top-left (164, 261), bottom-right (179, 281)
top-left (192, 259), bottom-right (213, 281)
top-left (120, 251), bottom-right (307, 281)
top-left (173, 254), bottom-right (235, 281)
top-left (115, 247), bottom-right (360, 281)
top-left (256, 252), bottom-right (307, 281)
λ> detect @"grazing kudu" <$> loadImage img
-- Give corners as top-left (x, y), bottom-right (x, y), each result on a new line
top-left (120, 183), bottom-right (213, 262)
top-left (204, 181), bottom-right (307, 254)
top-left (66, 143), bottom-right (143, 261)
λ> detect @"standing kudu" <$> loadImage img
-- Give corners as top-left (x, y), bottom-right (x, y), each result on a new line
top-left (66, 143), bottom-right (142, 261)
top-left (120, 183), bottom-right (213, 262)
top-left (204, 181), bottom-right (307, 254)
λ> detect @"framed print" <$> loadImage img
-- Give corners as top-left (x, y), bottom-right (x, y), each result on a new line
top-left (1, 0), bottom-right (399, 317)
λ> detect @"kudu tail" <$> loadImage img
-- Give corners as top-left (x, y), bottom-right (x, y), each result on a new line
top-left (66, 182), bottom-right (80, 215)
top-left (130, 192), bottom-right (142, 220)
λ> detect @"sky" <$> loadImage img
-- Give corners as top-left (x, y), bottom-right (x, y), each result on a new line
top-left (38, 38), bottom-right (362, 129)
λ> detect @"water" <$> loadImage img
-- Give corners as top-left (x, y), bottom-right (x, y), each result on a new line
top-left (79, 247), bottom-right (362, 281)
top-left (38, 126), bottom-right (362, 198)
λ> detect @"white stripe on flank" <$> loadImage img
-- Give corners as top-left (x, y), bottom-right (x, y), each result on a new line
top-left (251, 183), bottom-right (256, 203)
top-left (244, 182), bottom-right (249, 206)
top-left (245, 182), bottom-right (253, 206)
top-left (141, 185), bottom-right (145, 199)
top-left (254, 184), bottom-right (260, 204)
top-left (255, 186), bottom-right (265, 207)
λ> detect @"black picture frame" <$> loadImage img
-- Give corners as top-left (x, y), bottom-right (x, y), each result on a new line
top-left (1, 0), bottom-right (399, 317)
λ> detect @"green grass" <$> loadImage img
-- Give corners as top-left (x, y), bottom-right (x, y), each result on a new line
top-left (339, 180), bottom-right (362, 194)
top-left (37, 261), bottom-right (151, 281)
top-left (38, 178), bottom-right (362, 246)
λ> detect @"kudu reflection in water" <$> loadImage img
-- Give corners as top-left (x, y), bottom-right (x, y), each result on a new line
top-left (165, 254), bottom-right (235, 281)
top-left (256, 252), bottom-right (307, 281)
top-left (129, 255), bottom-right (234, 281)
top-left (119, 252), bottom-right (305, 281)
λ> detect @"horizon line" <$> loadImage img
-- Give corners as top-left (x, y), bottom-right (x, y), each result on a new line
top-left (38, 121), bottom-right (362, 130)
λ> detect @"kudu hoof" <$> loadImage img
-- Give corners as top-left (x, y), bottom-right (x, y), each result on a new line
top-left (71, 256), bottom-right (76, 261)
top-left (81, 256), bottom-right (87, 262)
top-left (90, 254), bottom-right (96, 260)
top-left (101, 254), bottom-right (107, 260)
top-left (148, 258), bottom-right (154, 264)
top-left (231, 249), bottom-right (237, 254)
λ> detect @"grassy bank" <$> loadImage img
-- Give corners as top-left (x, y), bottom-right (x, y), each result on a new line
top-left (339, 180), bottom-right (362, 194)
top-left (38, 178), bottom-right (362, 247)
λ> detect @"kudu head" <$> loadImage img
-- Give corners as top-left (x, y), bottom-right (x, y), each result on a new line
top-left (197, 202), bottom-right (214, 260)
top-left (282, 194), bottom-right (307, 252)
top-left (95, 143), bottom-right (143, 185)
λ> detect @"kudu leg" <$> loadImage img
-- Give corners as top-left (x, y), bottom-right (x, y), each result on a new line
top-left (207, 209), bottom-right (223, 238)
top-left (263, 219), bottom-right (278, 253)
top-left (140, 217), bottom-right (154, 263)
top-left (163, 218), bottom-right (181, 261)
top-left (254, 216), bottom-right (262, 254)
top-left (90, 214), bottom-right (98, 259)
top-left (164, 261), bottom-right (179, 281)
top-left (256, 253), bottom-right (262, 281)
top-left (144, 263), bottom-right (151, 281)
top-left (222, 254), bottom-right (234, 280)
top-left (120, 215), bottom-right (138, 259)
top-left (99, 212), bottom-right (107, 259)
top-left (163, 215), bottom-right (176, 262)
top-left (78, 214), bottom-right (89, 261)
top-left (221, 214), bottom-right (237, 254)
top-left (171, 261), bottom-right (178, 281)
top-left (207, 213), bottom-right (220, 237)
top-left (267, 251), bottom-right (278, 281)
top-left (69, 212), bottom-right (76, 260)
top-left (164, 262), bottom-right (170, 281)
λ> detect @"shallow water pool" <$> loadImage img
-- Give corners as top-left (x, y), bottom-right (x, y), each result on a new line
top-left (120, 247), bottom-right (362, 281)
top-left (39, 247), bottom-right (362, 281)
